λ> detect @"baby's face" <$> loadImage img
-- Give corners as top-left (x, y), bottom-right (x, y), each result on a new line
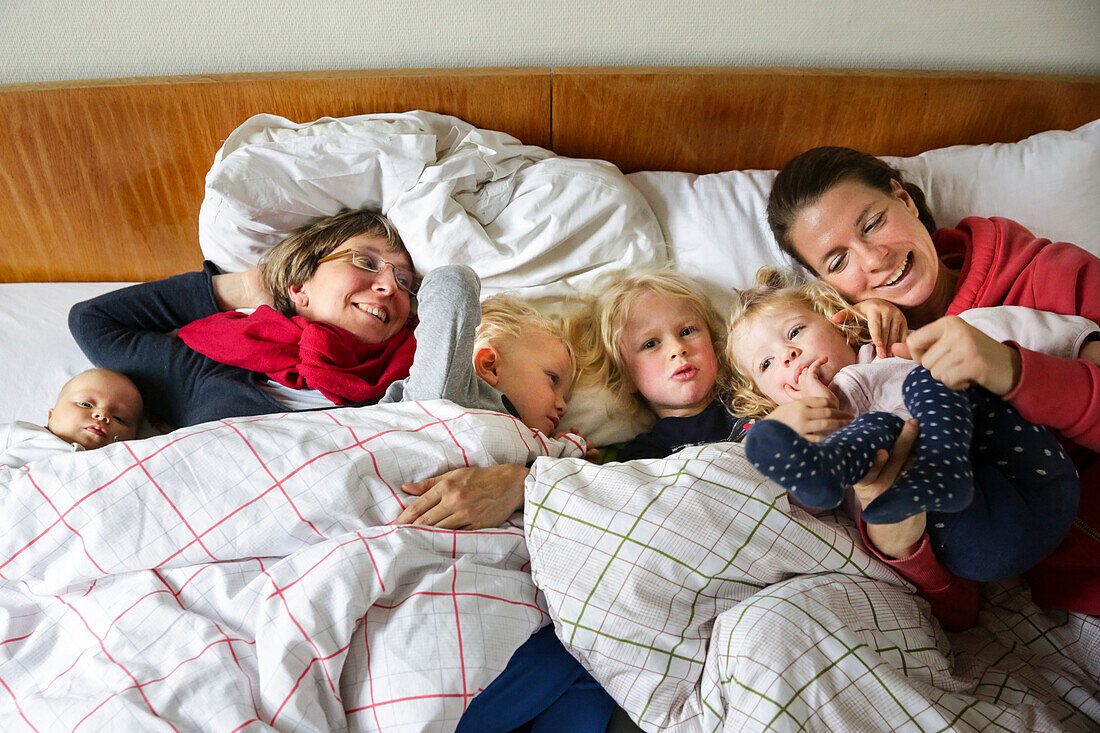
top-left (618, 292), bottom-right (718, 419)
top-left (728, 303), bottom-right (857, 405)
top-left (48, 370), bottom-right (143, 450)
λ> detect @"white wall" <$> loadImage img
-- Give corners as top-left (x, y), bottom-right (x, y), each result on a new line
top-left (3, 0), bottom-right (1098, 84)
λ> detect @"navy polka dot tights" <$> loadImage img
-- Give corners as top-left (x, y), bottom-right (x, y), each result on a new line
top-left (745, 366), bottom-right (1079, 580)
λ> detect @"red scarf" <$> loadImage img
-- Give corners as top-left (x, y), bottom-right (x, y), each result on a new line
top-left (178, 306), bottom-right (416, 406)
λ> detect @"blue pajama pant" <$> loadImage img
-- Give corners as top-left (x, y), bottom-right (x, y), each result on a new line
top-left (455, 625), bottom-right (616, 733)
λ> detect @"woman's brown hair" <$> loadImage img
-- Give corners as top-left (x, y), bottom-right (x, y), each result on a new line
top-left (261, 209), bottom-right (407, 316)
top-left (766, 146), bottom-right (937, 272)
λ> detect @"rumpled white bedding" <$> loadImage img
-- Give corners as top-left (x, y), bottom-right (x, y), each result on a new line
top-left (2, 406), bottom-right (1097, 732)
top-left (0, 401), bottom-right (581, 731)
top-left (199, 110), bottom-right (666, 310)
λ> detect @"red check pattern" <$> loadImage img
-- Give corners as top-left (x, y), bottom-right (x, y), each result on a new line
top-left (526, 443), bottom-right (1100, 732)
top-left (0, 400), bottom-right (577, 731)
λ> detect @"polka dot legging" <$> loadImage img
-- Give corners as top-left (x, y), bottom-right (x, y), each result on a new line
top-left (745, 366), bottom-right (1079, 580)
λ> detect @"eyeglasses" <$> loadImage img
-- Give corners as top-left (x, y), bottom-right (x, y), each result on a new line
top-left (317, 249), bottom-right (421, 294)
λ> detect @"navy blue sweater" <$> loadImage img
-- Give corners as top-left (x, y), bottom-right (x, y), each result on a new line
top-left (69, 262), bottom-right (289, 428)
top-left (618, 401), bottom-right (750, 461)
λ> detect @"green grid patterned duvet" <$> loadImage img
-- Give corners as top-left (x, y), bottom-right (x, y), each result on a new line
top-left (526, 442), bottom-right (1100, 732)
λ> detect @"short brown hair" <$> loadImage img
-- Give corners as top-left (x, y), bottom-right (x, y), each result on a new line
top-left (261, 210), bottom-right (408, 316)
top-left (724, 266), bottom-right (870, 418)
top-left (766, 146), bottom-right (937, 272)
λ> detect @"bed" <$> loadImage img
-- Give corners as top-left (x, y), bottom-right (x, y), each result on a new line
top-left (0, 66), bottom-right (1097, 732)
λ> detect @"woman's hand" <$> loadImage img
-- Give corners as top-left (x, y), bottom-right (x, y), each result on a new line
top-left (392, 463), bottom-right (530, 529)
top-left (833, 299), bottom-right (908, 359)
top-left (765, 397), bottom-right (852, 442)
top-left (893, 316), bottom-right (1022, 395)
top-left (212, 268), bottom-right (275, 312)
top-left (855, 419), bottom-right (925, 559)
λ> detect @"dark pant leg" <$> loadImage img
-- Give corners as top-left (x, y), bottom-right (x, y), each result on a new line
top-left (862, 367), bottom-right (975, 523)
top-left (929, 388), bottom-right (1081, 581)
top-left (456, 625), bottom-right (616, 733)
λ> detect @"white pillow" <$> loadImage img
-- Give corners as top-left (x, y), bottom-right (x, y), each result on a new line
top-left (629, 119), bottom-right (1100, 316)
top-left (199, 113), bottom-right (442, 273)
top-left (0, 283), bottom-right (131, 427)
top-left (627, 167), bottom-right (792, 316)
top-left (199, 110), bottom-right (665, 307)
top-left (884, 120), bottom-right (1100, 260)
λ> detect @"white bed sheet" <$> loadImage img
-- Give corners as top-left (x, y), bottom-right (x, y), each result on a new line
top-left (0, 282), bottom-right (134, 427)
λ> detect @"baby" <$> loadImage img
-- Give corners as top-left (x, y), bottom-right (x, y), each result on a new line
top-left (1, 368), bottom-right (144, 468)
top-left (573, 269), bottom-right (748, 461)
top-left (725, 267), bottom-right (1094, 581)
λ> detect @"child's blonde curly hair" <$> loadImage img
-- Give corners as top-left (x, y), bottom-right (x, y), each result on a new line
top-left (475, 293), bottom-right (577, 386)
top-left (568, 268), bottom-right (728, 414)
top-left (724, 266), bottom-right (871, 419)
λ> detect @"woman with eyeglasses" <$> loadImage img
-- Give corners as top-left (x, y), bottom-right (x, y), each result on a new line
top-left (70, 209), bottom-right (421, 429)
top-left (71, 209), bottom-right (626, 731)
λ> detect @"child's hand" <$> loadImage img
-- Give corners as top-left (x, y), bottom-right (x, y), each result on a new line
top-left (854, 419), bottom-right (926, 559)
top-left (555, 428), bottom-right (600, 462)
top-left (833, 299), bottom-right (908, 359)
top-left (783, 357), bottom-right (838, 406)
top-left (763, 398), bottom-right (853, 442)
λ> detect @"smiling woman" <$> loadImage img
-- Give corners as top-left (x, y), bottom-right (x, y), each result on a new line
top-left (69, 209), bottom-right (419, 430)
top-left (766, 144), bottom-right (1100, 619)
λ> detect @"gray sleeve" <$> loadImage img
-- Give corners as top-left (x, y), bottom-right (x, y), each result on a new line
top-left (389, 265), bottom-right (506, 412)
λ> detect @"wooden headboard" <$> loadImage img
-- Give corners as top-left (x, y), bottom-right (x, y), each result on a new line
top-left (2, 66), bottom-right (1097, 283)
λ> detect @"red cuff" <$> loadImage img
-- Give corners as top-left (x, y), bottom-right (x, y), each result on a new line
top-left (858, 522), bottom-right (951, 590)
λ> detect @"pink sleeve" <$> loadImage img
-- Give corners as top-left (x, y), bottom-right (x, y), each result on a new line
top-left (949, 229), bottom-right (1100, 451)
top-left (859, 520), bottom-right (981, 631)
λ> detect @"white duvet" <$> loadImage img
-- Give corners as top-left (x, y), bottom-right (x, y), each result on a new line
top-left (0, 402), bottom-right (576, 731)
top-left (1, 404), bottom-right (1097, 732)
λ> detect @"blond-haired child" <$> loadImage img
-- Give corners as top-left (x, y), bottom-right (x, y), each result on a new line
top-left (380, 263), bottom-right (614, 733)
top-left (725, 266), bottom-right (1092, 581)
top-left (573, 269), bottom-right (748, 461)
top-left (1, 368), bottom-right (143, 468)
top-left (380, 265), bottom-right (575, 438)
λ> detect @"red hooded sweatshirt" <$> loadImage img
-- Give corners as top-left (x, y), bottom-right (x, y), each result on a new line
top-left (867, 217), bottom-right (1100, 628)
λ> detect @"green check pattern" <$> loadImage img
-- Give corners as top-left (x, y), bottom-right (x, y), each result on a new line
top-left (525, 442), bottom-right (1100, 732)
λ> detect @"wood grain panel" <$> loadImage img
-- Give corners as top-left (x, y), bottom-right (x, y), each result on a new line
top-left (0, 69), bottom-right (551, 282)
top-left (551, 67), bottom-right (1100, 174)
